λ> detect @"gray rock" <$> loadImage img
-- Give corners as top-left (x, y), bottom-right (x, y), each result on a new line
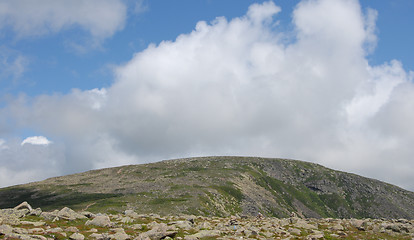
top-left (46, 227), bottom-right (64, 233)
top-left (58, 207), bottom-right (87, 220)
top-left (109, 232), bottom-right (131, 240)
top-left (86, 215), bottom-right (113, 227)
top-left (170, 221), bottom-right (193, 230)
top-left (293, 220), bottom-right (317, 230)
top-left (350, 219), bottom-right (364, 230)
top-left (13, 201), bottom-right (33, 212)
top-left (90, 233), bottom-right (110, 239)
top-left (20, 220), bottom-right (45, 227)
top-left (288, 227), bottom-right (302, 235)
top-left (69, 232), bottom-right (85, 240)
top-left (27, 227), bottom-right (45, 234)
top-left (29, 208), bottom-right (42, 216)
top-left (66, 226), bottom-right (79, 232)
top-left (120, 216), bottom-right (134, 224)
top-left (40, 210), bottom-right (59, 221)
top-left (137, 223), bottom-right (177, 240)
top-left (0, 224), bottom-right (13, 235)
top-left (184, 230), bottom-right (221, 240)
top-left (306, 233), bottom-right (324, 239)
top-left (124, 210), bottom-right (140, 219)
top-left (30, 234), bottom-right (48, 240)
top-left (130, 224), bottom-right (143, 230)
top-left (329, 223), bottom-right (344, 231)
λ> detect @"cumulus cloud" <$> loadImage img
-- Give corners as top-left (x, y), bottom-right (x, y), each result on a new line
top-left (21, 136), bottom-right (52, 146)
top-left (0, 0), bottom-right (126, 41)
top-left (1, 0), bottom-right (414, 190)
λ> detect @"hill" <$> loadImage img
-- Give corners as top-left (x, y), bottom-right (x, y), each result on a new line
top-left (1, 156), bottom-right (413, 219)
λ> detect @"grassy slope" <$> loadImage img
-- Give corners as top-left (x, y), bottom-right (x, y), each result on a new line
top-left (1, 156), bottom-right (414, 219)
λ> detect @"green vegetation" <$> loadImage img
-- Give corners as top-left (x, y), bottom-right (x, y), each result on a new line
top-left (1, 156), bottom-right (413, 219)
top-left (212, 184), bottom-right (244, 202)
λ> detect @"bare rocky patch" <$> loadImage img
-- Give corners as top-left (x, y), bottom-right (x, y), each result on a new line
top-left (1, 202), bottom-right (414, 240)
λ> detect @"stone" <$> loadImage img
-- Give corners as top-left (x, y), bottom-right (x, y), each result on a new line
top-left (90, 233), bottom-right (110, 239)
top-left (170, 221), bottom-right (193, 230)
top-left (29, 208), bottom-right (42, 216)
top-left (47, 227), bottom-right (64, 233)
top-left (0, 224), bottom-right (13, 235)
top-left (306, 233), bottom-right (324, 239)
top-left (288, 227), bottom-right (302, 235)
top-left (184, 230), bottom-right (221, 240)
top-left (350, 219), bottom-right (364, 230)
top-left (58, 207), bottom-right (87, 220)
top-left (14, 201), bottom-right (33, 212)
top-left (40, 210), bottom-right (59, 221)
top-left (329, 223), bottom-right (344, 231)
top-left (28, 228), bottom-right (45, 234)
top-left (109, 231), bottom-right (131, 240)
top-left (20, 220), bottom-right (46, 227)
top-left (120, 216), bottom-right (134, 224)
top-left (69, 232), bottom-right (85, 240)
top-left (130, 224), bottom-right (143, 230)
top-left (86, 215), bottom-right (113, 227)
top-left (30, 234), bottom-right (48, 240)
top-left (293, 220), bottom-right (317, 230)
top-left (125, 210), bottom-right (140, 219)
top-left (137, 223), bottom-right (177, 240)
top-left (13, 227), bottom-right (29, 234)
top-left (66, 226), bottom-right (79, 232)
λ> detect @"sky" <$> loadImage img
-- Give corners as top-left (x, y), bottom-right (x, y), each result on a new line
top-left (0, 0), bottom-right (413, 191)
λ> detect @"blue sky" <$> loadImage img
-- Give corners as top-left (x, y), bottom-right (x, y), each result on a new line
top-left (2, 0), bottom-right (412, 97)
top-left (1, 0), bottom-right (414, 190)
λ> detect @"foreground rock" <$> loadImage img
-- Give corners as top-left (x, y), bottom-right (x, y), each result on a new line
top-left (1, 202), bottom-right (414, 239)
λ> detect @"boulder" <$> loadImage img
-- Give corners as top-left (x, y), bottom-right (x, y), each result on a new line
top-left (184, 230), bottom-right (221, 240)
top-left (293, 220), bottom-right (317, 230)
top-left (170, 220), bottom-right (193, 230)
top-left (13, 201), bottom-right (33, 212)
top-left (58, 207), bottom-right (87, 220)
top-left (137, 223), bottom-right (177, 240)
top-left (20, 220), bottom-right (45, 227)
top-left (124, 210), bottom-right (140, 219)
top-left (0, 224), bottom-right (13, 235)
top-left (40, 210), bottom-right (59, 221)
top-left (109, 232), bottom-right (131, 240)
top-left (69, 232), bottom-right (85, 240)
top-left (86, 215), bottom-right (113, 227)
top-left (29, 208), bottom-right (42, 216)
top-left (329, 223), bottom-right (344, 231)
top-left (66, 226), bottom-right (80, 232)
top-left (90, 233), bottom-right (109, 239)
top-left (0, 209), bottom-right (25, 225)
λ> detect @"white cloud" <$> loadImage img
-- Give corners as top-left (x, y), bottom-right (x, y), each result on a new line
top-left (0, 138), bottom-right (63, 187)
top-left (21, 136), bottom-right (52, 146)
top-left (2, 0), bottom-right (414, 191)
top-left (0, 0), bottom-right (126, 40)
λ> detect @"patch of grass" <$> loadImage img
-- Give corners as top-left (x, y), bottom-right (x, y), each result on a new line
top-left (212, 185), bottom-right (244, 202)
top-left (187, 166), bottom-right (206, 172)
top-left (149, 197), bottom-right (188, 205)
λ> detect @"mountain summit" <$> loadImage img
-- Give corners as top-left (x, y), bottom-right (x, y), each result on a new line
top-left (1, 156), bottom-right (413, 219)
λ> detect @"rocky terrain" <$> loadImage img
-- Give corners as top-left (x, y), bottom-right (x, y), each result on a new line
top-left (1, 157), bottom-right (414, 219)
top-left (1, 202), bottom-right (414, 240)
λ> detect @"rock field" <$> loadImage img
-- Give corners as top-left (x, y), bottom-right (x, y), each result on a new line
top-left (1, 202), bottom-right (414, 239)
